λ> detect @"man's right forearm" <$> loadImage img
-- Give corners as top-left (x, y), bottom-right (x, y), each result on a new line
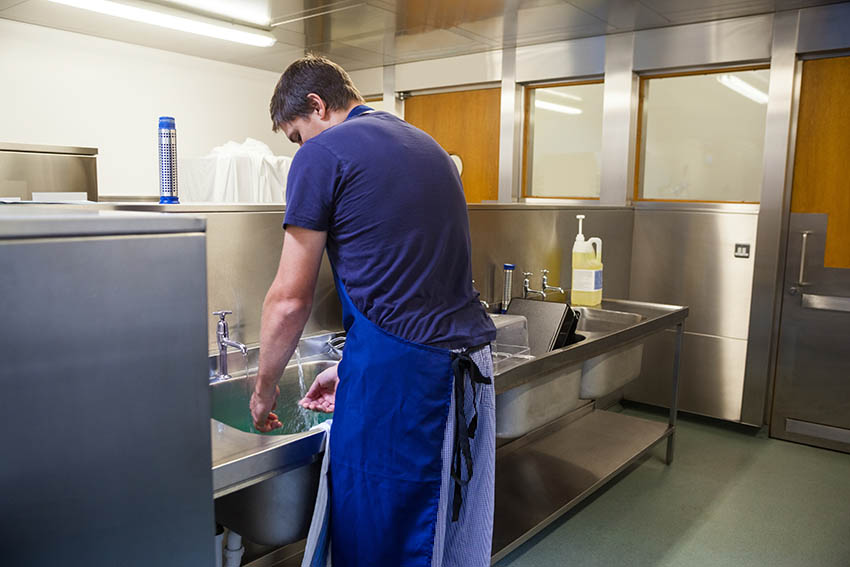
top-left (255, 293), bottom-right (311, 395)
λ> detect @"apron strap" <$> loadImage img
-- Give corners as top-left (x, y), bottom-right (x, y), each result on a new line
top-left (450, 350), bottom-right (491, 522)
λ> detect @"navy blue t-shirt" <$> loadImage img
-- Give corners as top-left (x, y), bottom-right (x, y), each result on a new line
top-left (284, 105), bottom-right (496, 349)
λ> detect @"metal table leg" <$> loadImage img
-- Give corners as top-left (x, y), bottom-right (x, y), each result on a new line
top-left (666, 322), bottom-right (684, 464)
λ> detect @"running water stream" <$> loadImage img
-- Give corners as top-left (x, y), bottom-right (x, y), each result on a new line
top-left (295, 347), bottom-right (317, 429)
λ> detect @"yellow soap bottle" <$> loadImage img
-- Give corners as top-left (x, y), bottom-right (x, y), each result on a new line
top-left (570, 214), bottom-right (603, 307)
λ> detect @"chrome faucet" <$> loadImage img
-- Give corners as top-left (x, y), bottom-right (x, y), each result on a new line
top-left (541, 269), bottom-right (566, 296)
top-left (213, 310), bottom-right (247, 382)
top-left (522, 272), bottom-right (547, 300)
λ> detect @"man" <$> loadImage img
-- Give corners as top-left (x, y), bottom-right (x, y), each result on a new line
top-left (250, 54), bottom-right (496, 566)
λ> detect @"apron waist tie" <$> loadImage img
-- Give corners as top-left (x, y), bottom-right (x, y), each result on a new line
top-left (450, 349), bottom-right (491, 522)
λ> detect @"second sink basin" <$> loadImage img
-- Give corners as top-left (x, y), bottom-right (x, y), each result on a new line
top-left (574, 306), bottom-right (645, 400)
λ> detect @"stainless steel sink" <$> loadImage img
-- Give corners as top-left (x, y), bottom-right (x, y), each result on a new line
top-left (573, 306), bottom-right (645, 400)
top-left (211, 333), bottom-right (339, 547)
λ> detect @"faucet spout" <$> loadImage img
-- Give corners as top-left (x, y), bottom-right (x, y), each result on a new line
top-left (522, 272), bottom-right (547, 300)
top-left (541, 269), bottom-right (566, 297)
top-left (221, 337), bottom-right (247, 355)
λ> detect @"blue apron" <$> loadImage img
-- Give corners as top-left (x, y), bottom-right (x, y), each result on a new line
top-left (328, 271), bottom-right (488, 566)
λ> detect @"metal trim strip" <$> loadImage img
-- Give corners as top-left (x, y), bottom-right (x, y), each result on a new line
top-left (801, 293), bottom-right (850, 313)
top-left (0, 142), bottom-right (97, 155)
top-left (786, 418), bottom-right (850, 445)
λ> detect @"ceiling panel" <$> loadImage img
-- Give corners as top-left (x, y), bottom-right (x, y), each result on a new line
top-left (0, 0), bottom-right (27, 10)
top-left (305, 39), bottom-right (385, 68)
top-left (640, 0), bottom-right (834, 23)
top-left (567, 0), bottom-right (670, 29)
top-left (515, 2), bottom-right (611, 44)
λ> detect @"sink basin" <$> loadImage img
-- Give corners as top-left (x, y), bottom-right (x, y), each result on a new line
top-left (211, 335), bottom-right (338, 548)
top-left (573, 307), bottom-right (645, 400)
top-left (211, 359), bottom-right (335, 435)
top-left (574, 306), bottom-right (643, 335)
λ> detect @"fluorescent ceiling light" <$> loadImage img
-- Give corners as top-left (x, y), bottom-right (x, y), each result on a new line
top-left (535, 100), bottom-right (582, 115)
top-left (541, 90), bottom-right (583, 102)
top-left (48, 0), bottom-right (277, 47)
top-left (717, 74), bottom-right (768, 104)
top-left (167, 0), bottom-right (271, 27)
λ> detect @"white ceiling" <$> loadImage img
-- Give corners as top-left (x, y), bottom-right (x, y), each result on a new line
top-left (0, 0), bottom-right (844, 72)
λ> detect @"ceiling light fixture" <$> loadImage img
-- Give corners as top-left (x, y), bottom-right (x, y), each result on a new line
top-left (48, 0), bottom-right (277, 47)
top-left (535, 100), bottom-right (582, 115)
top-left (717, 74), bottom-right (768, 104)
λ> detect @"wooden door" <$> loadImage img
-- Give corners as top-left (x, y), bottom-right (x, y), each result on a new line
top-left (403, 88), bottom-right (501, 203)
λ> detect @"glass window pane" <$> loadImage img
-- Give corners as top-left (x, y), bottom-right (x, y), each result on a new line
top-left (640, 69), bottom-right (770, 202)
top-left (527, 83), bottom-right (604, 198)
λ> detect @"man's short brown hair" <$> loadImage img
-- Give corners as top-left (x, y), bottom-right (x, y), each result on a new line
top-left (269, 54), bottom-right (364, 132)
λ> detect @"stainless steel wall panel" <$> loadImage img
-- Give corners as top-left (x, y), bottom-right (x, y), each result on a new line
top-left (468, 207), bottom-right (634, 306)
top-left (627, 208), bottom-right (759, 422)
top-left (633, 14), bottom-right (773, 71)
top-left (201, 211), bottom-right (341, 352)
top-left (630, 209), bottom-right (758, 339)
top-left (625, 331), bottom-right (748, 422)
top-left (741, 10), bottom-right (801, 426)
top-left (0, 147), bottom-right (98, 201)
top-left (516, 36), bottom-right (606, 83)
top-left (797, 3), bottom-right (850, 55)
top-left (395, 50), bottom-right (502, 92)
top-left (600, 32), bottom-right (638, 206)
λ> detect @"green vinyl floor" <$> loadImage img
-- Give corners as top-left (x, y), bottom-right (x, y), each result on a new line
top-left (495, 404), bottom-right (850, 567)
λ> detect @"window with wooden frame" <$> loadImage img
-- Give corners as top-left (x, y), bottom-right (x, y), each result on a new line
top-left (635, 65), bottom-right (770, 203)
top-left (522, 80), bottom-right (605, 199)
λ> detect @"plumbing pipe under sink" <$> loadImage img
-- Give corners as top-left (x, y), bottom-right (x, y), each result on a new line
top-left (222, 530), bottom-right (243, 567)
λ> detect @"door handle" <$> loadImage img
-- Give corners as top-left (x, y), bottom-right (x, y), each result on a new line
top-left (789, 231), bottom-right (813, 295)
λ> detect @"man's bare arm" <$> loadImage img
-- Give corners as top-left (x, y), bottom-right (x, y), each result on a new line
top-left (251, 226), bottom-right (327, 430)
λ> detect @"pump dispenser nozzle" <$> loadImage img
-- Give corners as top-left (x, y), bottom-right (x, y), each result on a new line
top-left (575, 214), bottom-right (586, 242)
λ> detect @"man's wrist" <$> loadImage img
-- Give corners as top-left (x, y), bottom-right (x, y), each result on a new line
top-left (254, 376), bottom-right (277, 397)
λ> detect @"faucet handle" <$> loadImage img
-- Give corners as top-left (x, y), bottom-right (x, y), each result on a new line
top-left (212, 310), bottom-right (232, 320)
top-left (522, 271), bottom-right (533, 279)
top-left (541, 268), bottom-right (549, 275)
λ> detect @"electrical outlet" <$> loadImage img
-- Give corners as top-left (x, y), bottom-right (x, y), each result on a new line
top-left (734, 243), bottom-right (751, 258)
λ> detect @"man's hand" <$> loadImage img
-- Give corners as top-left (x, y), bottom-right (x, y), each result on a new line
top-left (251, 384), bottom-right (283, 432)
top-left (300, 363), bottom-right (339, 413)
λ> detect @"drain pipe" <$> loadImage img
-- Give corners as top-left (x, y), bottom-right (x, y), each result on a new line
top-left (222, 529), bottom-right (244, 567)
top-left (215, 524), bottom-right (224, 567)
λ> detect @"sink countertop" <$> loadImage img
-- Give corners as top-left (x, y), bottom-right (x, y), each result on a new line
top-left (211, 420), bottom-right (323, 498)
